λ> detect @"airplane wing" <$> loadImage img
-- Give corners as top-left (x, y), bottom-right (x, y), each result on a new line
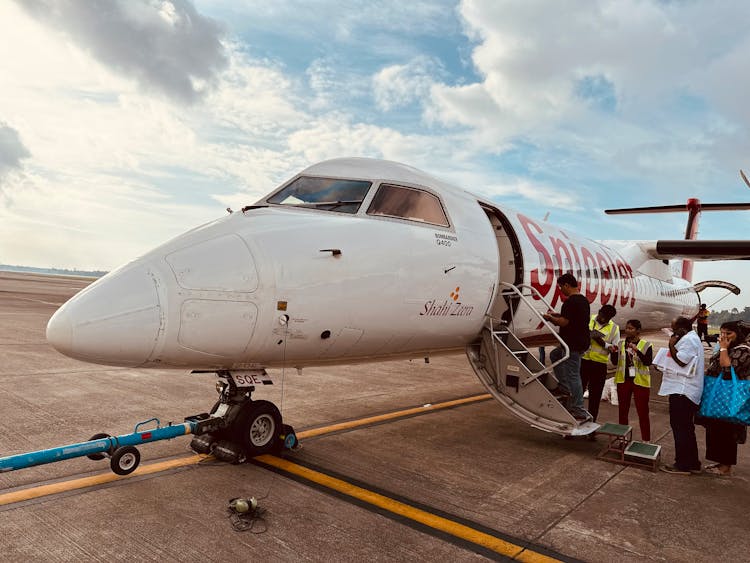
top-left (605, 203), bottom-right (750, 214)
top-left (650, 240), bottom-right (750, 260)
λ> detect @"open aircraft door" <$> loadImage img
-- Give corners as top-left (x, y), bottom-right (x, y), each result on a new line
top-left (466, 205), bottom-right (597, 436)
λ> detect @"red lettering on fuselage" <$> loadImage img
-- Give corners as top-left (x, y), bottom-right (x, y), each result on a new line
top-left (595, 252), bottom-right (612, 305)
top-left (518, 214), bottom-right (554, 299)
top-left (516, 212), bottom-right (636, 310)
top-left (581, 246), bottom-right (598, 302)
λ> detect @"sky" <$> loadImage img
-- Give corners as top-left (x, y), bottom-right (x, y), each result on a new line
top-left (1, 0), bottom-right (749, 311)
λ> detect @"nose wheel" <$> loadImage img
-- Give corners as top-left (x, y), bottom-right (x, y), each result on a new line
top-left (232, 400), bottom-right (282, 456)
top-left (188, 373), bottom-right (296, 463)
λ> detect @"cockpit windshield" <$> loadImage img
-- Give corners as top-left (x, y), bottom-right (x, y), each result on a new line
top-left (267, 176), bottom-right (372, 214)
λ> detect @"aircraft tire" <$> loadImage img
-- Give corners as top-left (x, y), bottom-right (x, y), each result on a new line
top-left (110, 446), bottom-right (141, 475)
top-left (232, 400), bottom-right (282, 457)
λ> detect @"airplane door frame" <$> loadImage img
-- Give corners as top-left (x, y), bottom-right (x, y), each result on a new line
top-left (480, 203), bottom-right (525, 321)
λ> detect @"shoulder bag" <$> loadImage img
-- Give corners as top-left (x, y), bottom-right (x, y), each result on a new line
top-left (699, 366), bottom-right (750, 425)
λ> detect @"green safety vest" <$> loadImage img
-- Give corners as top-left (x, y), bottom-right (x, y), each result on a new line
top-left (614, 339), bottom-right (652, 387)
top-left (582, 316), bottom-right (618, 364)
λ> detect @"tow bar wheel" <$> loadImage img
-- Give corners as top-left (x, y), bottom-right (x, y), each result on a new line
top-left (233, 400), bottom-right (282, 456)
top-left (86, 433), bottom-right (113, 461)
top-left (110, 446), bottom-right (141, 475)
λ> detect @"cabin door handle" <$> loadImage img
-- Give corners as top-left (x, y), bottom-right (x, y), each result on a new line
top-left (319, 249), bottom-right (342, 257)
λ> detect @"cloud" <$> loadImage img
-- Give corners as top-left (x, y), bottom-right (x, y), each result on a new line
top-left (204, 0), bottom-right (458, 41)
top-left (373, 56), bottom-right (444, 112)
top-left (0, 122), bottom-right (31, 179)
top-left (423, 0), bottom-right (750, 197)
top-left (15, 0), bottom-right (228, 104)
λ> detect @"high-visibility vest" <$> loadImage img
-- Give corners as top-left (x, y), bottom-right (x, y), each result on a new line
top-left (697, 309), bottom-right (709, 325)
top-left (614, 339), bottom-right (652, 387)
top-left (582, 316), bottom-right (618, 364)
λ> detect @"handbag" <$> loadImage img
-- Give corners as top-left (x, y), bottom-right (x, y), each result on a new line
top-left (698, 366), bottom-right (750, 425)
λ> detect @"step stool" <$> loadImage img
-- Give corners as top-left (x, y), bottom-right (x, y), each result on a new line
top-left (596, 422), bottom-right (632, 463)
top-left (596, 422), bottom-right (661, 471)
top-left (624, 441), bottom-right (662, 472)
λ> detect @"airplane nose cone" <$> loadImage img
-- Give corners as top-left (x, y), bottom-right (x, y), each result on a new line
top-left (46, 264), bottom-right (162, 366)
top-left (46, 307), bottom-right (73, 353)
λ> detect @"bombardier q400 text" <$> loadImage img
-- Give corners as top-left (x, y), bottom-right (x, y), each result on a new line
top-left (46, 158), bottom-right (750, 459)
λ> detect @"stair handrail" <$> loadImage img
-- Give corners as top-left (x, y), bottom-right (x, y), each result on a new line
top-left (488, 282), bottom-right (570, 386)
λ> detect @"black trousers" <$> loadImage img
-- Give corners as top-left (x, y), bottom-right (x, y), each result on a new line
top-left (705, 419), bottom-right (742, 466)
top-left (580, 358), bottom-right (607, 422)
top-left (669, 394), bottom-right (701, 471)
top-left (697, 324), bottom-right (708, 341)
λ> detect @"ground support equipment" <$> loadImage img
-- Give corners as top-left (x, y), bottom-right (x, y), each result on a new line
top-left (596, 422), bottom-right (661, 472)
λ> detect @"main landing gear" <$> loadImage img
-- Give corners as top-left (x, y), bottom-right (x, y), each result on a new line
top-left (187, 370), bottom-right (297, 464)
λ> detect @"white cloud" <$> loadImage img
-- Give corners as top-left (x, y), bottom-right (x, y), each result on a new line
top-left (198, 0), bottom-right (458, 40)
top-left (15, 0), bottom-right (228, 104)
top-left (0, 123), bottom-right (31, 182)
top-left (373, 56), bottom-right (443, 112)
top-left (424, 0), bottom-right (750, 195)
top-left (2, 0), bottom-right (749, 309)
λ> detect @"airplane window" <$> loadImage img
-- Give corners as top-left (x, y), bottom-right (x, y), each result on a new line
top-left (366, 184), bottom-right (449, 227)
top-left (267, 176), bottom-right (372, 214)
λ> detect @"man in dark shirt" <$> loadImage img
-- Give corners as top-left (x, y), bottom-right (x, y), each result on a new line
top-left (543, 273), bottom-right (592, 421)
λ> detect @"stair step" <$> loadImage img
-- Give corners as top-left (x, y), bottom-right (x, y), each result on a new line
top-left (596, 422), bottom-right (632, 437)
top-left (624, 441), bottom-right (661, 460)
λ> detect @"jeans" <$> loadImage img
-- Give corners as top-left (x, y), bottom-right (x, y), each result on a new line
top-left (550, 347), bottom-right (586, 416)
top-left (668, 394), bottom-right (701, 471)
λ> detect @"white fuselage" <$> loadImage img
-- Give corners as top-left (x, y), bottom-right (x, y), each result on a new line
top-left (46, 158), bottom-right (699, 369)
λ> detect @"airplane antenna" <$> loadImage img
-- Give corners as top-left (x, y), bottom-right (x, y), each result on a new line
top-left (542, 212), bottom-right (550, 222)
top-left (741, 169), bottom-right (750, 190)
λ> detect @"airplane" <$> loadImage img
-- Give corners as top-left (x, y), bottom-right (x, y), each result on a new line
top-left (44, 158), bottom-right (750, 460)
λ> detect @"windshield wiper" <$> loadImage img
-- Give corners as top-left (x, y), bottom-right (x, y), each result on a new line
top-left (296, 200), bottom-right (362, 210)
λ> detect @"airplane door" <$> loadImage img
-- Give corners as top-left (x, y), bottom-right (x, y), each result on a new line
top-left (481, 205), bottom-right (524, 322)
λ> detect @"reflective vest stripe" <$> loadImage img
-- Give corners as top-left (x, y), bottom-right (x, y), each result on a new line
top-left (582, 317), bottom-right (616, 364)
top-left (614, 339), bottom-right (652, 387)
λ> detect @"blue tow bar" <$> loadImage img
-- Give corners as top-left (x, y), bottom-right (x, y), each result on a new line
top-left (0, 418), bottom-right (197, 476)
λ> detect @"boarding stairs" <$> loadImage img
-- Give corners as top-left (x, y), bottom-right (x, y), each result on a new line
top-left (466, 282), bottom-right (598, 436)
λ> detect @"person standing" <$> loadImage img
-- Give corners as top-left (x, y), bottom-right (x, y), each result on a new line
top-left (581, 304), bottom-right (619, 422)
top-left (695, 304), bottom-right (710, 343)
top-left (656, 316), bottom-right (704, 475)
top-left (610, 319), bottom-right (652, 441)
top-left (543, 273), bottom-right (592, 422)
top-left (701, 321), bottom-right (750, 477)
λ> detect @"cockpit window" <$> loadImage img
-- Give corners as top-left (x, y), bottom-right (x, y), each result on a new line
top-left (267, 176), bottom-right (372, 214)
top-left (366, 184), bottom-right (449, 227)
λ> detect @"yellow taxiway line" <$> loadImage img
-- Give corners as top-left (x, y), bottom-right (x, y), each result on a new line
top-left (0, 454), bottom-right (208, 507)
top-left (256, 454), bottom-right (560, 562)
top-left (0, 393), bottom-right (490, 508)
top-left (296, 393), bottom-right (491, 439)
top-left (0, 392), bottom-right (562, 561)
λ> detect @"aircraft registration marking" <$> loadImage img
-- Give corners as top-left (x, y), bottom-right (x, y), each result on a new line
top-left (230, 371), bottom-right (273, 387)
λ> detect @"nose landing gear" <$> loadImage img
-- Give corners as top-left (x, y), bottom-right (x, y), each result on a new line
top-left (188, 370), bottom-right (296, 463)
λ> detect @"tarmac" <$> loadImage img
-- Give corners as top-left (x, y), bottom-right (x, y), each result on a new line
top-left (0, 271), bottom-right (748, 562)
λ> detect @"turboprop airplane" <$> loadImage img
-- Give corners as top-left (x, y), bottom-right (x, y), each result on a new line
top-left (45, 158), bottom-right (750, 459)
